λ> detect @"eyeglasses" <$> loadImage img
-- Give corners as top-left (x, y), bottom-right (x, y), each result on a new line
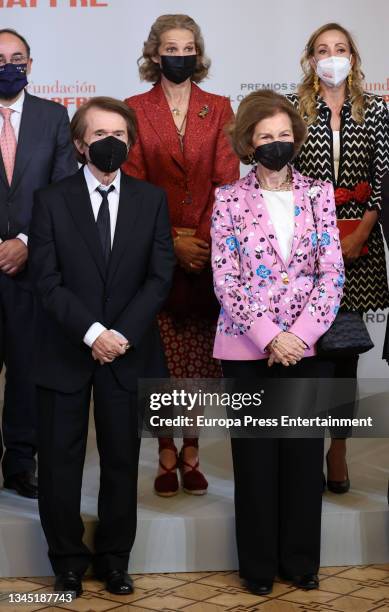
top-left (0, 55), bottom-right (28, 67)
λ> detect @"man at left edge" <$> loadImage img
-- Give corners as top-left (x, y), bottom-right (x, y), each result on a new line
top-left (0, 29), bottom-right (77, 498)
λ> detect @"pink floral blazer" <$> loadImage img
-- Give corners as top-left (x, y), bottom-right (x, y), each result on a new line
top-left (211, 167), bottom-right (345, 360)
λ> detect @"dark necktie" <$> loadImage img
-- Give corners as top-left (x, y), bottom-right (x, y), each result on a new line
top-left (96, 185), bottom-right (114, 265)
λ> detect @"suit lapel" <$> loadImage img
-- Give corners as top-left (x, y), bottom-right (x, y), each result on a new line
top-left (65, 168), bottom-right (106, 281)
top-left (10, 92), bottom-right (43, 195)
top-left (0, 148), bottom-right (7, 187)
top-left (106, 173), bottom-right (140, 288)
top-left (182, 83), bottom-right (209, 170)
top-left (244, 167), bottom-right (308, 267)
top-left (244, 169), bottom-right (287, 264)
top-left (143, 82), bottom-right (185, 170)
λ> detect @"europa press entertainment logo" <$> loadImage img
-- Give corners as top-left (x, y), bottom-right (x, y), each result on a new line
top-left (0, 0), bottom-right (108, 8)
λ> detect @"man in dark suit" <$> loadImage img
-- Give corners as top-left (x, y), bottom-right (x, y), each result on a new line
top-left (0, 29), bottom-right (77, 498)
top-left (29, 97), bottom-right (174, 597)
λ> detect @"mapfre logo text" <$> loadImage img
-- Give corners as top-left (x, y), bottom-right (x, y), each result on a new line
top-left (0, 0), bottom-right (108, 8)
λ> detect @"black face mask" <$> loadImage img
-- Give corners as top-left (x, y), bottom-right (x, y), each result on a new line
top-left (160, 55), bottom-right (197, 84)
top-left (254, 141), bottom-right (294, 172)
top-left (0, 63), bottom-right (28, 99)
top-left (87, 136), bottom-right (128, 173)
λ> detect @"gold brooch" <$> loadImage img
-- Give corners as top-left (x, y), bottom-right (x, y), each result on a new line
top-left (281, 272), bottom-right (289, 285)
top-left (198, 105), bottom-right (209, 118)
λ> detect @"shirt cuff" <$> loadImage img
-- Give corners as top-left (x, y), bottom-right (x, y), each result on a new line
top-left (17, 233), bottom-right (28, 246)
top-left (83, 322), bottom-right (107, 347)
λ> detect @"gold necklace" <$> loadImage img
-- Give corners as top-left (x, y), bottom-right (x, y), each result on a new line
top-left (161, 83), bottom-right (189, 118)
top-left (257, 167), bottom-right (292, 191)
top-left (176, 113), bottom-right (188, 136)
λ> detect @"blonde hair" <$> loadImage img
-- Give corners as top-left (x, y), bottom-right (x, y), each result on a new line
top-left (298, 22), bottom-right (367, 124)
top-left (138, 14), bottom-right (210, 83)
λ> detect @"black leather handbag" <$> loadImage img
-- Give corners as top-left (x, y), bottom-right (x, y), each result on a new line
top-left (317, 311), bottom-right (374, 357)
top-left (311, 208), bottom-right (374, 358)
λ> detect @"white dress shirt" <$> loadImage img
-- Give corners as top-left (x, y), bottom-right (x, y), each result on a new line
top-left (0, 89), bottom-right (27, 245)
top-left (82, 165), bottom-right (127, 348)
top-left (83, 164), bottom-right (121, 245)
top-left (262, 190), bottom-right (295, 263)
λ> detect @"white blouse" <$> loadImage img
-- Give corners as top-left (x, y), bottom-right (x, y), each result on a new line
top-left (262, 190), bottom-right (295, 262)
top-left (333, 130), bottom-right (340, 181)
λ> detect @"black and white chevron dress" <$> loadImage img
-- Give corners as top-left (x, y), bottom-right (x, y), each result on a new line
top-left (287, 93), bottom-right (389, 312)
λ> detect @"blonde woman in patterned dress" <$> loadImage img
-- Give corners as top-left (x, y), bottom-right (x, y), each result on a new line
top-left (287, 23), bottom-right (389, 493)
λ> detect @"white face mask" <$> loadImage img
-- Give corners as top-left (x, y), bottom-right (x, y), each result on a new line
top-left (315, 56), bottom-right (352, 87)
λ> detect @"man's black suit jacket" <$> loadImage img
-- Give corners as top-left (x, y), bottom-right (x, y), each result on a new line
top-left (0, 92), bottom-right (76, 370)
top-left (0, 91), bottom-right (77, 243)
top-left (29, 168), bottom-right (175, 393)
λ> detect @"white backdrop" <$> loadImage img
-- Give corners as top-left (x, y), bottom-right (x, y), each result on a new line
top-left (3, 0), bottom-right (389, 377)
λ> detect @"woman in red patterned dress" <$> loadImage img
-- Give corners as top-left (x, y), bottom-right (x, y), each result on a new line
top-left (123, 14), bottom-right (239, 497)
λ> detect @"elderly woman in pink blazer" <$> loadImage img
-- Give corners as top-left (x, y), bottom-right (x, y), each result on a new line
top-left (211, 90), bottom-right (344, 595)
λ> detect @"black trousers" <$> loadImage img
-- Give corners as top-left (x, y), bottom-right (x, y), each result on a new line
top-left (222, 356), bottom-right (333, 581)
top-left (329, 353), bottom-right (359, 438)
top-left (0, 274), bottom-right (37, 478)
top-left (37, 364), bottom-right (140, 576)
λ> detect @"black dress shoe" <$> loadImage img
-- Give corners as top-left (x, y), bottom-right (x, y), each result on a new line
top-left (327, 476), bottom-right (350, 494)
top-left (293, 574), bottom-right (319, 590)
top-left (54, 571), bottom-right (83, 598)
top-left (103, 569), bottom-right (134, 595)
top-left (326, 453), bottom-right (350, 494)
top-left (3, 472), bottom-right (38, 499)
top-left (245, 579), bottom-right (273, 595)
top-left (280, 573), bottom-right (319, 590)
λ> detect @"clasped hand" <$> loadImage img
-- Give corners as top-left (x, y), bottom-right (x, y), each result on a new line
top-left (174, 235), bottom-right (210, 274)
top-left (341, 232), bottom-right (365, 266)
top-left (267, 331), bottom-right (306, 367)
top-left (92, 330), bottom-right (129, 365)
top-left (0, 238), bottom-right (28, 276)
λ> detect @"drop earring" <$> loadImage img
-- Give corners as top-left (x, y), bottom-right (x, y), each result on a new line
top-left (347, 72), bottom-right (353, 89)
top-left (313, 73), bottom-right (320, 94)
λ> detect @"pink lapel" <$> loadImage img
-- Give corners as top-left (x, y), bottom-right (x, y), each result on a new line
top-left (243, 166), bottom-right (308, 267)
top-left (285, 168), bottom-right (310, 266)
